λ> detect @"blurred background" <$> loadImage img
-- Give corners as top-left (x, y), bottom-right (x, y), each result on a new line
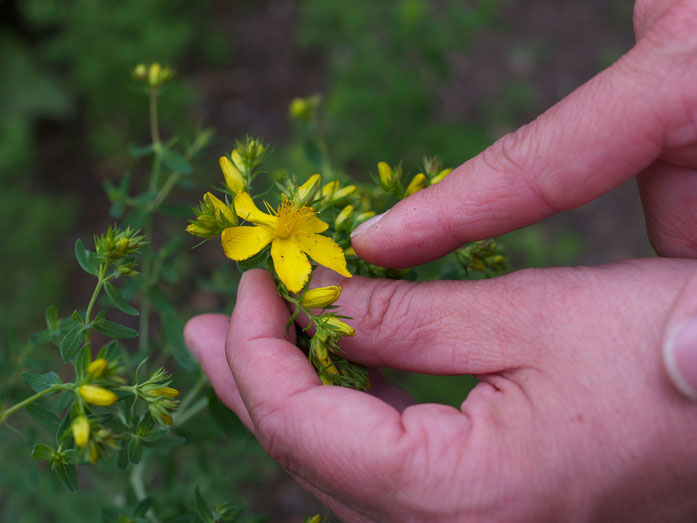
top-left (1, 0), bottom-right (649, 520)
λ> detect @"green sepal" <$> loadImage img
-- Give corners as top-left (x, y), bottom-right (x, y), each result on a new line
top-left (26, 403), bottom-right (62, 430)
top-left (21, 370), bottom-right (62, 393)
top-left (104, 281), bottom-right (139, 316)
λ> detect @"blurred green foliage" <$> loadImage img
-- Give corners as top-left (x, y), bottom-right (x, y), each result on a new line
top-left (296, 0), bottom-right (503, 169)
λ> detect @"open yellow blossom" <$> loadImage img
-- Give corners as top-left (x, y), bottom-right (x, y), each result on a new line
top-left (222, 192), bottom-right (351, 292)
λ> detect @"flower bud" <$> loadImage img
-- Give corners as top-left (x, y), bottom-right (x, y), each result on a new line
top-left (88, 441), bottom-right (100, 464)
top-left (310, 336), bottom-right (329, 361)
top-left (332, 185), bottom-right (356, 201)
top-left (148, 62), bottom-right (161, 87)
top-left (317, 352), bottom-right (340, 375)
top-left (324, 317), bottom-right (355, 337)
top-left (430, 168), bottom-right (452, 184)
top-left (297, 174), bottom-right (321, 203)
top-left (86, 358), bottom-right (108, 380)
top-left (220, 156), bottom-right (245, 194)
top-left (404, 173), bottom-right (428, 197)
top-left (205, 192), bottom-right (237, 226)
top-left (149, 386), bottom-right (180, 399)
top-left (71, 416), bottom-right (90, 448)
top-left (355, 211), bottom-right (376, 224)
top-left (377, 161), bottom-right (393, 188)
top-left (79, 385), bottom-right (118, 406)
top-left (231, 149), bottom-right (245, 173)
top-left (133, 63), bottom-right (147, 81)
top-left (334, 205), bottom-right (354, 229)
top-left (321, 181), bottom-right (339, 198)
top-left (302, 286), bottom-right (341, 309)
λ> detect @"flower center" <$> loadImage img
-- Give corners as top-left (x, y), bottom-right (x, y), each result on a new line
top-left (274, 198), bottom-right (316, 239)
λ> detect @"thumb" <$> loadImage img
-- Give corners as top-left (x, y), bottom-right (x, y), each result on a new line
top-left (351, 4), bottom-right (697, 267)
top-left (664, 267), bottom-right (697, 401)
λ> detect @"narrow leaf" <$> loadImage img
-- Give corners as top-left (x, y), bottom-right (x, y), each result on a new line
top-left (128, 143), bottom-right (155, 158)
top-left (21, 371), bottom-right (62, 393)
top-left (161, 149), bottom-right (192, 174)
top-left (127, 438), bottom-right (144, 464)
top-left (60, 326), bottom-right (86, 361)
top-left (75, 345), bottom-right (91, 381)
top-left (45, 305), bottom-right (59, 330)
top-left (92, 320), bottom-right (139, 339)
top-left (161, 314), bottom-right (196, 372)
top-left (26, 403), bottom-right (61, 430)
top-left (194, 486), bottom-right (212, 522)
top-left (75, 239), bottom-right (99, 276)
top-left (104, 281), bottom-right (139, 316)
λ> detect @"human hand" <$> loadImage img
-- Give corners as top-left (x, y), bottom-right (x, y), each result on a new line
top-left (349, 0), bottom-right (697, 400)
top-left (185, 262), bottom-right (697, 522)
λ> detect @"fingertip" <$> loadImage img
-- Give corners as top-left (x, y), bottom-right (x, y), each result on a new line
top-left (184, 313), bottom-right (230, 360)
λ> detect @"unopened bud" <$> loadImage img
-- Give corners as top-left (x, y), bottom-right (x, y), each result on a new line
top-left (133, 63), bottom-right (147, 81)
top-left (404, 173), bottom-right (428, 197)
top-left (88, 441), bottom-right (100, 464)
top-left (149, 387), bottom-right (179, 399)
top-left (302, 286), bottom-right (341, 309)
top-left (231, 149), bottom-right (245, 173)
top-left (355, 211), bottom-right (376, 224)
top-left (377, 161), bottom-right (393, 188)
top-left (220, 156), bottom-right (245, 194)
top-left (79, 385), bottom-right (118, 406)
top-left (335, 205), bottom-right (355, 229)
top-left (71, 416), bottom-right (90, 448)
top-left (324, 317), bottom-right (355, 337)
top-left (297, 174), bottom-right (321, 202)
top-left (205, 192), bottom-right (237, 226)
top-left (431, 168), bottom-right (452, 184)
top-left (87, 358), bottom-right (108, 380)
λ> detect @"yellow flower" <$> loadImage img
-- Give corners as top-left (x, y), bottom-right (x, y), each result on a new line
top-left (334, 205), bottom-right (354, 229)
top-left (220, 156), bottom-right (245, 194)
top-left (71, 416), bottom-right (90, 448)
top-left (301, 286), bottom-right (341, 308)
top-left (222, 192), bottom-right (351, 292)
top-left (79, 385), bottom-right (118, 406)
top-left (86, 358), bottom-right (108, 380)
top-left (377, 161), bottom-right (393, 187)
top-left (297, 174), bottom-right (321, 202)
top-left (404, 173), bottom-right (428, 197)
top-left (321, 181), bottom-right (356, 201)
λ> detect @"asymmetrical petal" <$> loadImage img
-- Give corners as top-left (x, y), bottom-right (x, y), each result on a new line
top-left (221, 226), bottom-right (274, 261)
top-left (234, 192), bottom-right (277, 226)
top-left (271, 238), bottom-right (312, 292)
top-left (294, 233), bottom-right (352, 278)
top-left (304, 215), bottom-right (330, 233)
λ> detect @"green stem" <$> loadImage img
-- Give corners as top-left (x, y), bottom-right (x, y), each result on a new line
top-left (177, 373), bottom-right (207, 413)
top-left (0, 385), bottom-right (67, 424)
top-left (173, 397), bottom-right (207, 428)
top-left (149, 88), bottom-right (161, 148)
top-left (84, 264), bottom-right (107, 358)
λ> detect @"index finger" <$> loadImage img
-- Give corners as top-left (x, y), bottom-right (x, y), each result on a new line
top-left (226, 269), bottom-right (472, 505)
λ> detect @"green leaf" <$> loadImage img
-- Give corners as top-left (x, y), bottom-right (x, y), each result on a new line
top-left (161, 148), bottom-right (192, 174)
top-left (161, 314), bottom-right (196, 372)
top-left (30, 329), bottom-right (53, 344)
top-left (104, 281), bottom-right (139, 316)
top-left (133, 497), bottom-right (153, 518)
top-left (45, 304), bottom-right (59, 330)
top-left (144, 434), bottom-right (186, 449)
top-left (75, 239), bottom-right (100, 276)
top-left (92, 319), bottom-right (139, 339)
top-left (194, 486), bottom-right (212, 523)
top-left (21, 370), bottom-right (62, 392)
top-left (117, 445), bottom-right (129, 470)
top-left (207, 388), bottom-right (249, 438)
top-left (60, 325), bottom-right (86, 361)
top-left (98, 339), bottom-right (123, 362)
top-left (26, 403), bottom-right (62, 430)
top-left (147, 286), bottom-right (176, 316)
top-left (128, 143), bottom-right (155, 158)
top-left (218, 501), bottom-right (247, 521)
top-left (31, 443), bottom-right (56, 461)
top-left (54, 463), bottom-right (77, 493)
top-left (56, 403), bottom-right (73, 445)
top-left (75, 345), bottom-right (91, 381)
top-left (127, 437), bottom-right (144, 464)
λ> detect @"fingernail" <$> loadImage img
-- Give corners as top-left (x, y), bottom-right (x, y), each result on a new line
top-left (350, 212), bottom-right (385, 239)
top-left (664, 321), bottom-right (697, 400)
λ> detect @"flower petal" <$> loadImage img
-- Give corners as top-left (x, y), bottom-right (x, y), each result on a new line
top-left (293, 233), bottom-right (352, 278)
top-left (304, 215), bottom-right (329, 233)
top-left (234, 192), bottom-right (276, 226)
top-left (221, 226), bottom-right (274, 261)
top-left (271, 238), bottom-right (312, 293)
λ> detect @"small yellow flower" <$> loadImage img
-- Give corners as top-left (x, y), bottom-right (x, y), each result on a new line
top-left (324, 317), bottom-right (355, 337)
top-left (404, 173), bottom-right (428, 197)
top-left (302, 286), bottom-right (341, 308)
top-left (335, 205), bottom-right (355, 228)
top-left (149, 387), bottom-right (180, 399)
top-left (79, 385), bottom-right (118, 406)
top-left (220, 156), bottom-right (245, 194)
top-left (222, 192), bottom-right (351, 292)
top-left (430, 168), bottom-right (452, 184)
top-left (71, 416), bottom-right (90, 448)
top-left (86, 358), bottom-right (108, 380)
